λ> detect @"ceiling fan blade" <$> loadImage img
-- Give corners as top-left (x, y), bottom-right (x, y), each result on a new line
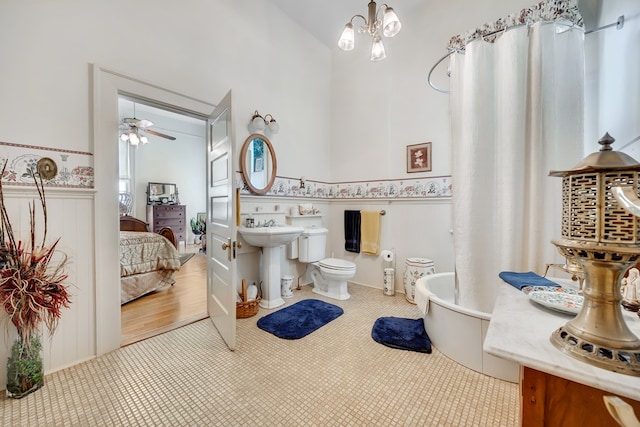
top-left (123, 118), bottom-right (154, 128)
top-left (145, 129), bottom-right (176, 140)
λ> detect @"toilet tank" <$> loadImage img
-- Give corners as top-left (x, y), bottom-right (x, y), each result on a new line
top-left (298, 227), bottom-right (328, 263)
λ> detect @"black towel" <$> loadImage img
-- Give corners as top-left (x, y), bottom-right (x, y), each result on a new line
top-left (344, 210), bottom-right (361, 253)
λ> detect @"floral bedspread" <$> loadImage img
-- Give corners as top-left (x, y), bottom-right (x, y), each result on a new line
top-left (119, 231), bottom-right (181, 277)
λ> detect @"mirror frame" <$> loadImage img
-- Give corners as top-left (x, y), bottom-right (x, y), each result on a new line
top-left (240, 133), bottom-right (277, 195)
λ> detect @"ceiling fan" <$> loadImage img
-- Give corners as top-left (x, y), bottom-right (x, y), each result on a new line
top-left (119, 117), bottom-right (176, 145)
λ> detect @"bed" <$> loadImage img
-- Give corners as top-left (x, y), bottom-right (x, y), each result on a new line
top-left (119, 215), bottom-right (181, 304)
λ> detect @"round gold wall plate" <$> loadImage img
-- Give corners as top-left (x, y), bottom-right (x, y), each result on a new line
top-left (37, 157), bottom-right (58, 180)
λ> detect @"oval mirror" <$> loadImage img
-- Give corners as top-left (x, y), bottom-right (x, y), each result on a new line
top-left (240, 133), bottom-right (277, 195)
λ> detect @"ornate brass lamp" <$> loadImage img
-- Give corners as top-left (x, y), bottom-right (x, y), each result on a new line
top-left (549, 133), bottom-right (640, 376)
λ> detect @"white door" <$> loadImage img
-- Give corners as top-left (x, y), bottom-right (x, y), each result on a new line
top-left (207, 90), bottom-right (237, 350)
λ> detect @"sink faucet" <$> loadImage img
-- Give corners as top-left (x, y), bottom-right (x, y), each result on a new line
top-left (265, 219), bottom-right (276, 227)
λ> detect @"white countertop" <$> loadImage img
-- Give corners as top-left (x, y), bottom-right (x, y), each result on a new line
top-left (484, 280), bottom-right (640, 401)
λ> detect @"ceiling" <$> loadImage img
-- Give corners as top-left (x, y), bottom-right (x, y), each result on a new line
top-left (268, 0), bottom-right (425, 47)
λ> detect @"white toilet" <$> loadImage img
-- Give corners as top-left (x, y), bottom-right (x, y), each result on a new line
top-left (298, 227), bottom-right (356, 300)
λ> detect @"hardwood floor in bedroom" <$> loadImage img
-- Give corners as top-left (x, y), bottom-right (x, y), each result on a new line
top-left (121, 246), bottom-right (207, 346)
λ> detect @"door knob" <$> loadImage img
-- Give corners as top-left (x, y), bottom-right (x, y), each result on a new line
top-left (222, 242), bottom-right (230, 250)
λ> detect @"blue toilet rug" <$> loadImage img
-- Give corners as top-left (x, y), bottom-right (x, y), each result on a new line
top-left (257, 299), bottom-right (344, 339)
top-left (371, 317), bottom-right (432, 353)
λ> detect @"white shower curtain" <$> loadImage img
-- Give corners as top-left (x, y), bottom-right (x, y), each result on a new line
top-left (450, 21), bottom-right (585, 313)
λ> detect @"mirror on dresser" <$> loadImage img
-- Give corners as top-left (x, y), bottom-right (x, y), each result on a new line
top-left (240, 134), bottom-right (277, 195)
top-left (147, 182), bottom-right (179, 205)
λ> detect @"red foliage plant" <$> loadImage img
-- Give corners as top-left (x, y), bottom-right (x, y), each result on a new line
top-left (0, 162), bottom-right (71, 346)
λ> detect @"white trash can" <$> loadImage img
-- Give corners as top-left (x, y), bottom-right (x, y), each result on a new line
top-left (403, 258), bottom-right (435, 303)
top-left (281, 275), bottom-right (294, 298)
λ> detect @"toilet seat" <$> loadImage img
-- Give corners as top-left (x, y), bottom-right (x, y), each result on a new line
top-left (318, 258), bottom-right (356, 271)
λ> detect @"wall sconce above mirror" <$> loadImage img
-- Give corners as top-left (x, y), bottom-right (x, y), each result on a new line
top-left (249, 110), bottom-right (279, 134)
top-left (240, 134), bottom-right (277, 195)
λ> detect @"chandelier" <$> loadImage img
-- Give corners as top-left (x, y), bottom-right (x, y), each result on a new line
top-left (338, 1), bottom-right (402, 61)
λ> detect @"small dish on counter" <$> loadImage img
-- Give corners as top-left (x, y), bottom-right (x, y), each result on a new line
top-left (521, 285), bottom-right (580, 295)
top-left (528, 290), bottom-right (584, 315)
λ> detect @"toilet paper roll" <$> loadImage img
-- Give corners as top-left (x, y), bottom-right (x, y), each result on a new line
top-left (381, 250), bottom-right (394, 262)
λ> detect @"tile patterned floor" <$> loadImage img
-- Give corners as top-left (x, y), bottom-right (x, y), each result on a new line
top-left (1, 284), bottom-right (519, 426)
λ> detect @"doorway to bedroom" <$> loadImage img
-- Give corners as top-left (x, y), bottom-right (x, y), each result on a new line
top-left (117, 96), bottom-right (208, 346)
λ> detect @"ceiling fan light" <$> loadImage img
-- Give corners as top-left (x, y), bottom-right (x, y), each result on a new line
top-left (129, 133), bottom-right (140, 145)
top-left (140, 135), bottom-right (149, 144)
top-left (382, 7), bottom-right (401, 37)
top-left (371, 36), bottom-right (386, 61)
top-left (338, 23), bottom-right (355, 51)
top-left (120, 133), bottom-right (129, 142)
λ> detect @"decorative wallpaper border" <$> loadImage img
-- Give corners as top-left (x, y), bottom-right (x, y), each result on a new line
top-left (0, 141), bottom-right (449, 198)
top-left (238, 173), bottom-right (452, 200)
top-left (0, 142), bottom-right (94, 188)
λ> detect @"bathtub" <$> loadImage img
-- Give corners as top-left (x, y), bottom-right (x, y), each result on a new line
top-left (415, 273), bottom-right (518, 383)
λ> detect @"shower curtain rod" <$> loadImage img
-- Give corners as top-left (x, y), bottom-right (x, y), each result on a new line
top-left (427, 15), bottom-right (626, 94)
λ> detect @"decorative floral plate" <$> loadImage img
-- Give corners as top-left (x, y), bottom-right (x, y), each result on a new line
top-left (521, 285), bottom-right (579, 295)
top-left (528, 291), bottom-right (584, 315)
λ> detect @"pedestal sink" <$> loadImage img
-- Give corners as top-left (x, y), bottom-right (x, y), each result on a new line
top-left (238, 225), bottom-right (304, 309)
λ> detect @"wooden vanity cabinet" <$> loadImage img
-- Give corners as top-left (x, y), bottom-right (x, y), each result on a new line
top-left (147, 204), bottom-right (186, 246)
top-left (521, 366), bottom-right (640, 426)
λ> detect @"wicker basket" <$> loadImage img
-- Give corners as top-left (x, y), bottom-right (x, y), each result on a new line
top-left (236, 297), bottom-right (261, 318)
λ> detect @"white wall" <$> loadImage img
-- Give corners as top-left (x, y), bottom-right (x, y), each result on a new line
top-left (329, 0), bottom-right (536, 182)
top-left (584, 0), bottom-right (640, 158)
top-left (0, 0), bottom-right (332, 177)
top-left (326, 200), bottom-right (453, 292)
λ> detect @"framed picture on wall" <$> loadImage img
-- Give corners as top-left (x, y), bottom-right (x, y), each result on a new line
top-left (406, 142), bottom-right (432, 173)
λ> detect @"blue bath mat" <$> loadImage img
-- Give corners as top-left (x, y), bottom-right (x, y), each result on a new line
top-left (371, 317), bottom-right (432, 353)
top-left (257, 299), bottom-right (344, 339)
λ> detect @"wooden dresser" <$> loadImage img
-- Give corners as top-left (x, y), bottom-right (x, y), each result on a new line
top-left (146, 204), bottom-right (186, 246)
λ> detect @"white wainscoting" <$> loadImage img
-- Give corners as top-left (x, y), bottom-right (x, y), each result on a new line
top-left (0, 187), bottom-right (96, 391)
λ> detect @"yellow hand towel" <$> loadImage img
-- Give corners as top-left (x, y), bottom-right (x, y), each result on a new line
top-left (360, 210), bottom-right (381, 255)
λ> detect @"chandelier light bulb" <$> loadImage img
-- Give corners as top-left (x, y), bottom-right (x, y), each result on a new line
top-left (382, 7), bottom-right (401, 37)
top-left (370, 36), bottom-right (386, 61)
top-left (338, 23), bottom-right (355, 51)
